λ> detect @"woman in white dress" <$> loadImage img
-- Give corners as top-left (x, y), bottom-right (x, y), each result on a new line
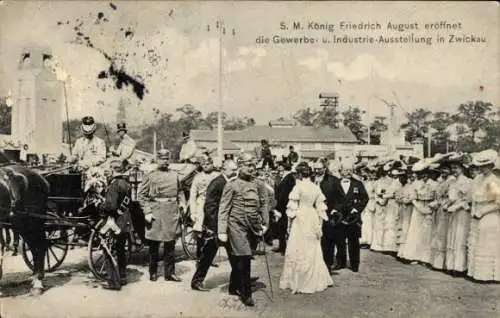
top-left (468, 150), bottom-right (500, 282)
top-left (381, 168), bottom-right (403, 253)
top-left (398, 159), bottom-right (438, 264)
top-left (360, 169), bottom-right (376, 247)
top-left (280, 162), bottom-right (333, 294)
top-left (444, 153), bottom-right (472, 274)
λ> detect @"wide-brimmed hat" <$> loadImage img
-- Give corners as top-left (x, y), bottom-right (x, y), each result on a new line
top-left (472, 149), bottom-right (498, 167)
top-left (412, 159), bottom-right (430, 172)
top-left (117, 122), bottom-right (127, 133)
top-left (81, 116), bottom-right (97, 135)
top-left (312, 161), bottom-right (324, 169)
top-left (390, 169), bottom-right (406, 176)
top-left (238, 152), bottom-right (256, 165)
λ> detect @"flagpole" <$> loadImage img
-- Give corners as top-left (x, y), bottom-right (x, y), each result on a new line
top-left (217, 19), bottom-right (224, 167)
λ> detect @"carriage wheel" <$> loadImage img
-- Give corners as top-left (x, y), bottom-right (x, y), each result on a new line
top-left (21, 213), bottom-right (69, 273)
top-left (181, 212), bottom-right (197, 260)
top-left (88, 220), bottom-right (132, 281)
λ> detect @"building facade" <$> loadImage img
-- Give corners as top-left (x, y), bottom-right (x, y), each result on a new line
top-left (191, 120), bottom-right (423, 161)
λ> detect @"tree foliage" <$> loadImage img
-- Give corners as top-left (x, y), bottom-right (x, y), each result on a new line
top-left (342, 106), bottom-right (366, 141)
top-left (0, 97), bottom-right (12, 135)
top-left (369, 116), bottom-right (388, 145)
top-left (400, 108), bottom-right (432, 142)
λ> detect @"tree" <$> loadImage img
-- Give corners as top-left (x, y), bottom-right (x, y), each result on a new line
top-left (428, 111), bottom-right (453, 152)
top-left (205, 111), bottom-right (228, 128)
top-left (369, 116), bottom-right (388, 145)
top-left (117, 97), bottom-right (130, 123)
top-left (313, 106), bottom-right (340, 128)
top-left (400, 108), bottom-right (433, 142)
top-left (342, 106), bottom-right (367, 141)
top-left (0, 96), bottom-right (12, 135)
top-left (293, 107), bottom-right (318, 126)
top-left (452, 100), bottom-right (493, 135)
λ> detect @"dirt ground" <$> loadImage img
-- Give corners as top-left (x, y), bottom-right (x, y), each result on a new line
top-left (1, 242), bottom-right (499, 318)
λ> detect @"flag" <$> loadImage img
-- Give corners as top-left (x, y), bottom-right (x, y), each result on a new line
top-left (479, 85), bottom-right (484, 92)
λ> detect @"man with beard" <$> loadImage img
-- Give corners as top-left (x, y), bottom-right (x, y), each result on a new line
top-left (70, 116), bottom-right (107, 169)
top-left (139, 149), bottom-right (187, 282)
top-left (312, 160), bottom-right (340, 274)
top-left (218, 153), bottom-right (267, 307)
top-left (189, 156), bottom-right (219, 258)
top-left (191, 159), bottom-right (238, 291)
top-left (328, 158), bottom-right (369, 272)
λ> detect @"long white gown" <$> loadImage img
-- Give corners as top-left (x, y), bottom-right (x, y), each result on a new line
top-left (279, 179), bottom-right (333, 294)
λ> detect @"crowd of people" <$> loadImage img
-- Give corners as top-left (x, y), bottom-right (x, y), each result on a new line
top-left (357, 150), bottom-right (500, 283)
top-left (3, 116), bottom-right (499, 305)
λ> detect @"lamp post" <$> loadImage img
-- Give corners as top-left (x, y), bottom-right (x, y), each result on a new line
top-left (207, 19), bottom-right (236, 166)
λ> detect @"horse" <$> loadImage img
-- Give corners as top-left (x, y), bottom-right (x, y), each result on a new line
top-left (0, 160), bottom-right (50, 296)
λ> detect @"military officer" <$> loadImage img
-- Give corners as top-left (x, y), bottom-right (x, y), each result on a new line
top-left (138, 149), bottom-right (187, 282)
top-left (112, 122), bottom-right (136, 163)
top-left (218, 153), bottom-right (268, 307)
top-left (100, 159), bottom-right (132, 290)
top-left (70, 116), bottom-right (107, 169)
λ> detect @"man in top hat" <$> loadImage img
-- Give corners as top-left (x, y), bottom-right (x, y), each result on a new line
top-left (71, 116), bottom-right (107, 169)
top-left (325, 157), bottom-right (369, 272)
top-left (112, 122), bottom-right (136, 163)
top-left (138, 148), bottom-right (187, 282)
top-left (179, 131), bottom-right (197, 163)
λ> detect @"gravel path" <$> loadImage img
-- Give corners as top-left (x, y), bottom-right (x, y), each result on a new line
top-left (1, 243), bottom-right (499, 318)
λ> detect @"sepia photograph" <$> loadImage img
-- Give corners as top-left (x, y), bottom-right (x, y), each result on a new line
top-left (0, 1), bottom-right (498, 317)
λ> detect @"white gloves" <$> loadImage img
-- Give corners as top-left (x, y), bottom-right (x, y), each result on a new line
top-left (218, 233), bottom-right (228, 242)
top-left (145, 213), bottom-right (154, 223)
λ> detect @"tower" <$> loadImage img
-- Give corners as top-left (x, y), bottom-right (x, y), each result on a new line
top-left (12, 46), bottom-right (64, 156)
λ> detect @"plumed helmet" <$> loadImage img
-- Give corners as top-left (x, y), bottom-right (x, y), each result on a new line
top-left (117, 122), bottom-right (127, 133)
top-left (81, 116), bottom-right (97, 135)
top-left (157, 149), bottom-right (170, 160)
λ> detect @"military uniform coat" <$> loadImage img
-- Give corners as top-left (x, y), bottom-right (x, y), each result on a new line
top-left (138, 169), bottom-right (186, 242)
top-left (218, 176), bottom-right (267, 256)
top-left (102, 175), bottom-right (132, 232)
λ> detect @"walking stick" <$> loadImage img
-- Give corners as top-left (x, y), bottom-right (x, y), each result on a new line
top-left (259, 234), bottom-right (274, 301)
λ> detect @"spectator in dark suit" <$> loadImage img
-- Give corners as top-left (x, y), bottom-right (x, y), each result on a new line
top-left (260, 139), bottom-right (275, 170)
top-left (274, 161), bottom-right (296, 254)
top-left (191, 160), bottom-right (238, 291)
top-left (288, 146), bottom-right (299, 164)
top-left (324, 158), bottom-right (369, 273)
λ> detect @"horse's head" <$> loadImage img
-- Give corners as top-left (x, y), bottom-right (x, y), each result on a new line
top-left (0, 167), bottom-right (26, 219)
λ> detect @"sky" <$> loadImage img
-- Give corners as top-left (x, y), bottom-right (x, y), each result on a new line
top-left (0, 1), bottom-right (498, 127)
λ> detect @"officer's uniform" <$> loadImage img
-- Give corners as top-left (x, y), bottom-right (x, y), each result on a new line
top-left (72, 116), bottom-right (107, 168)
top-left (138, 150), bottom-right (186, 281)
top-left (101, 172), bottom-right (132, 290)
top-left (218, 157), bottom-right (267, 306)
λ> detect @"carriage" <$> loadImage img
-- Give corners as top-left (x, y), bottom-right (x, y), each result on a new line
top-left (1, 159), bottom-right (199, 282)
